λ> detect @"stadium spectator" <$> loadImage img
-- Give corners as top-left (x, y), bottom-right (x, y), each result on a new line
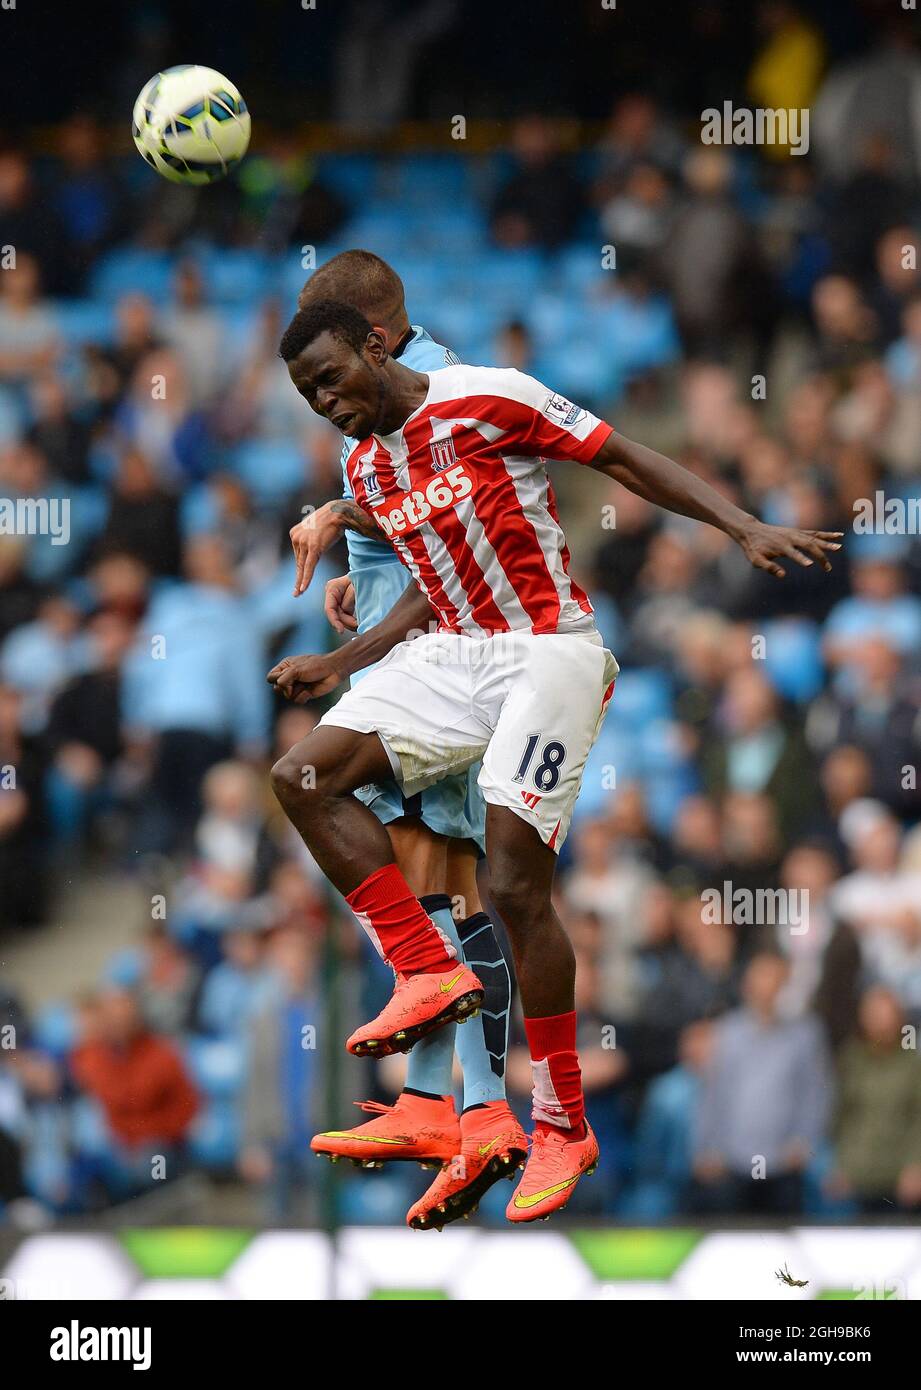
top-left (490, 115), bottom-right (585, 252)
top-left (45, 608), bottom-right (135, 847)
top-left (53, 115), bottom-right (128, 282)
top-left (833, 799), bottom-right (921, 1016)
top-left (828, 986), bottom-right (921, 1213)
top-left (194, 760), bottom-right (277, 891)
top-left (659, 148), bottom-right (775, 363)
top-left (239, 926), bottom-right (324, 1219)
top-left (691, 952), bottom-right (830, 1214)
top-left (197, 926), bottom-right (273, 1040)
top-left (85, 292), bottom-right (161, 417)
top-left (26, 374), bottom-right (92, 486)
top-left (122, 535), bottom-right (271, 853)
top-left (159, 261), bottom-right (225, 406)
top-left (627, 1019), bottom-right (715, 1219)
top-left (0, 255), bottom-right (59, 390)
top-left (746, 2), bottom-right (826, 157)
top-left (96, 447), bottom-right (182, 577)
top-left (777, 840), bottom-right (860, 1050)
top-left (700, 668), bottom-right (819, 840)
top-left (106, 925), bottom-right (201, 1038)
top-left (69, 987), bottom-right (199, 1201)
top-left (593, 93), bottom-right (686, 195)
top-left (633, 893), bottom-right (738, 1076)
top-left (0, 682), bottom-right (49, 927)
top-left (807, 634), bottom-right (921, 820)
top-left (0, 153), bottom-right (69, 295)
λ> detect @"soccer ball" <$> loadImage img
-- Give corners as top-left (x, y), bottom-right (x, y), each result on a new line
top-left (132, 65), bottom-right (251, 185)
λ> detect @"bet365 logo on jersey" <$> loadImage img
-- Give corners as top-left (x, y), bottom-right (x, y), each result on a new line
top-left (371, 465), bottom-right (472, 537)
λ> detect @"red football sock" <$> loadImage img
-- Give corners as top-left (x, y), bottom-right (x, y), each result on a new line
top-left (524, 1010), bottom-right (585, 1137)
top-left (346, 864), bottom-right (456, 975)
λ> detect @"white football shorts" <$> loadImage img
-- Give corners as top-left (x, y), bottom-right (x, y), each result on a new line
top-left (319, 629), bottom-right (619, 852)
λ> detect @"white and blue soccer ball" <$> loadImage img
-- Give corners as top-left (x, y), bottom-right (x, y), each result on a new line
top-left (132, 65), bottom-right (251, 185)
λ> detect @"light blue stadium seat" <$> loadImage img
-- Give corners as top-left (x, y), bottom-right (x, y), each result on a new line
top-left (475, 250), bottom-right (546, 313)
top-left (181, 482), bottom-right (220, 537)
top-left (341, 210), bottom-right (412, 260)
top-left (89, 248), bottom-right (174, 303)
top-left (606, 667), bottom-right (674, 728)
top-left (381, 155), bottom-right (471, 208)
top-left (590, 293), bottom-right (680, 377)
top-left (215, 305), bottom-right (263, 373)
top-left (103, 946), bottom-right (144, 987)
top-left (525, 292), bottom-right (586, 348)
top-left (70, 1094), bottom-right (110, 1154)
top-left (400, 260), bottom-right (454, 311)
top-left (30, 1001), bottom-right (78, 1057)
top-left (410, 208), bottom-right (486, 257)
top-left (574, 725), bottom-right (643, 820)
top-left (183, 1035), bottom-right (247, 1099)
top-left (229, 438), bottom-right (305, 506)
top-left (542, 337), bottom-right (620, 404)
top-left (762, 618), bottom-right (825, 703)
top-left (315, 155), bottom-right (379, 205)
top-left (644, 770), bottom-right (699, 835)
top-left (0, 386), bottom-right (26, 445)
top-left (557, 244), bottom-right (605, 298)
top-left (187, 1098), bottom-right (241, 1167)
top-left (196, 248), bottom-right (274, 305)
top-left (338, 1169), bottom-right (419, 1226)
top-left (23, 1103), bottom-right (72, 1207)
top-left (51, 300), bottom-right (116, 347)
top-left (424, 298), bottom-right (500, 359)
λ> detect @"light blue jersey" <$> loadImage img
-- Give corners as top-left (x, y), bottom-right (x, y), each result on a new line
top-left (341, 325), bottom-right (485, 851)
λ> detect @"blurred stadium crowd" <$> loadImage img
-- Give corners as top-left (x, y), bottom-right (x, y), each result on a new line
top-left (4, 7), bottom-right (921, 1228)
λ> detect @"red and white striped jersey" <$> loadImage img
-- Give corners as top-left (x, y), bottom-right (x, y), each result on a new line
top-left (344, 365), bottom-right (613, 636)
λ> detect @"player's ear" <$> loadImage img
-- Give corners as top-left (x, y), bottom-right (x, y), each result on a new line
top-left (365, 328), bottom-right (389, 364)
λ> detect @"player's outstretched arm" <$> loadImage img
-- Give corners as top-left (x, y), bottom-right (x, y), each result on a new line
top-left (289, 498), bottom-right (381, 597)
top-left (590, 432), bottom-right (842, 579)
top-left (268, 580), bottom-right (436, 702)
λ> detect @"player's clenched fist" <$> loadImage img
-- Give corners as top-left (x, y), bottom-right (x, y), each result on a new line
top-left (325, 574), bottom-right (357, 632)
top-left (267, 652), bottom-right (344, 701)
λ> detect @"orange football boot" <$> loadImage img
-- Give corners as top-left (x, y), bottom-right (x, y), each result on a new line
top-left (505, 1121), bottom-right (599, 1223)
top-left (407, 1100), bottom-right (529, 1230)
top-left (346, 965), bottom-right (484, 1058)
top-left (311, 1093), bottom-right (460, 1167)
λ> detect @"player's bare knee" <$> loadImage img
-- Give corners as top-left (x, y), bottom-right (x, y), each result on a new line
top-left (489, 862), bottom-right (543, 926)
top-left (270, 749), bottom-right (317, 810)
top-left (271, 731), bottom-right (368, 812)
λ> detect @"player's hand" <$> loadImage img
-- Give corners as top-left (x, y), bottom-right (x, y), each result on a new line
top-left (325, 574), bottom-right (358, 632)
top-left (289, 503), bottom-right (347, 597)
top-left (267, 651), bottom-right (345, 702)
top-left (736, 520), bottom-right (842, 579)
